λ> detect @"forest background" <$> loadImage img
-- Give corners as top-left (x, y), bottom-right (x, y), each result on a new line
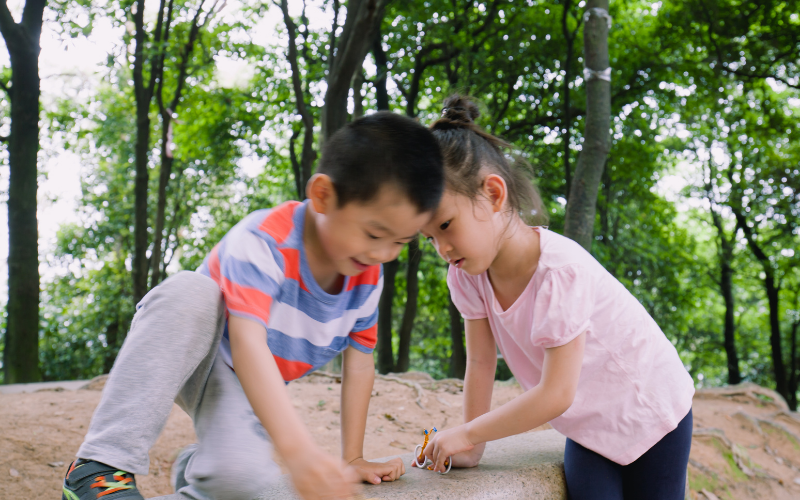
top-left (1, 0), bottom-right (799, 407)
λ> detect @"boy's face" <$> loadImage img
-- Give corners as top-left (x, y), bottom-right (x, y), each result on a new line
top-left (311, 179), bottom-right (432, 276)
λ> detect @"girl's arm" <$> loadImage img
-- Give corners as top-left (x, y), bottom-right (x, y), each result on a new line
top-left (425, 332), bottom-right (586, 472)
top-left (454, 318), bottom-right (498, 467)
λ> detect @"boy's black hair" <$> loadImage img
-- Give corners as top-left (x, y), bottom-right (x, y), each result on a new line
top-left (317, 111), bottom-right (444, 213)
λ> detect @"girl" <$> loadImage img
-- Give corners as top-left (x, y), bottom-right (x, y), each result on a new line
top-left (419, 96), bottom-right (694, 499)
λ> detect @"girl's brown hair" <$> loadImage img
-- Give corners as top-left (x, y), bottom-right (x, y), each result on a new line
top-left (430, 95), bottom-right (548, 226)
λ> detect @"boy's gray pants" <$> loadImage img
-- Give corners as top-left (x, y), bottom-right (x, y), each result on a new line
top-left (78, 271), bottom-right (281, 500)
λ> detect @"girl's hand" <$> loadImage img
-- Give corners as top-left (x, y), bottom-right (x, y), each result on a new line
top-left (449, 443), bottom-right (486, 468)
top-left (422, 424), bottom-right (476, 473)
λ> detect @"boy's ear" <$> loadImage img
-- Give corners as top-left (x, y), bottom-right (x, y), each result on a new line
top-left (482, 174), bottom-right (508, 213)
top-left (306, 174), bottom-right (338, 214)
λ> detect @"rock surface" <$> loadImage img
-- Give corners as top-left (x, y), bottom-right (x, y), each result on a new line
top-left (153, 430), bottom-right (567, 500)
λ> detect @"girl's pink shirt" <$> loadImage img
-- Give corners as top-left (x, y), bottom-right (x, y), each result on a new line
top-left (447, 227), bottom-right (694, 465)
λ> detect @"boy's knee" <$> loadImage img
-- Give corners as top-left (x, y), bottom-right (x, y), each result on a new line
top-left (191, 451), bottom-right (279, 500)
top-left (158, 271), bottom-right (221, 301)
top-left (137, 271), bottom-right (223, 321)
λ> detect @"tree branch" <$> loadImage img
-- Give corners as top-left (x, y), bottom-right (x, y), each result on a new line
top-left (299, 0), bottom-right (316, 66)
top-left (505, 106), bottom-right (585, 134)
top-left (0, 0), bottom-right (21, 47)
top-left (391, 76), bottom-right (408, 99)
top-left (328, 0), bottom-right (341, 72)
top-left (168, 0), bottom-right (207, 113)
top-left (148, 0), bottom-right (172, 101)
top-left (723, 65), bottom-right (800, 90)
top-left (279, 0), bottom-right (317, 198)
top-left (20, 0), bottom-right (44, 36)
top-left (288, 126), bottom-right (302, 199)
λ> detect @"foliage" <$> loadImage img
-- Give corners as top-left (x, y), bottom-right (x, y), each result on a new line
top-left (21, 0), bottom-right (800, 407)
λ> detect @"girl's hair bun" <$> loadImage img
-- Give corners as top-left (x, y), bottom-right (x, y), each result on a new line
top-left (440, 95), bottom-right (480, 124)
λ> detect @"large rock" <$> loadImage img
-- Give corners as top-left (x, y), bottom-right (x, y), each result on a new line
top-left (153, 429), bottom-right (567, 500)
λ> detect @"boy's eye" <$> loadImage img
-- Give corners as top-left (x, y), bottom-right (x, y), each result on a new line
top-left (439, 220), bottom-right (451, 231)
top-left (366, 232), bottom-right (379, 240)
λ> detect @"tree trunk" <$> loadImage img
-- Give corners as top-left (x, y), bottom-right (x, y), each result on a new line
top-left (280, 0), bottom-right (317, 200)
top-left (448, 295), bottom-right (466, 379)
top-left (131, 0), bottom-right (152, 306)
top-left (149, 120), bottom-right (174, 288)
top-left (370, 34), bottom-right (395, 374)
top-left (719, 256), bottom-right (741, 384)
top-left (560, 0), bottom-right (576, 198)
top-left (372, 29), bottom-right (389, 111)
top-left (377, 259), bottom-right (399, 374)
top-left (394, 237), bottom-right (421, 372)
top-left (789, 310), bottom-right (799, 411)
top-left (708, 198), bottom-right (741, 385)
top-left (352, 70), bottom-right (365, 120)
top-left (103, 319), bottom-right (120, 374)
top-left (764, 275), bottom-right (788, 401)
top-left (321, 0), bottom-right (386, 141)
top-left (0, 0), bottom-right (46, 384)
top-left (733, 209), bottom-right (789, 402)
top-left (563, 0), bottom-right (610, 251)
top-left (150, 5), bottom-right (206, 287)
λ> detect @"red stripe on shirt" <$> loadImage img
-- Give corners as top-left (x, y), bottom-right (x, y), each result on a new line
top-left (349, 323), bottom-right (378, 349)
top-left (218, 275), bottom-right (273, 325)
top-left (207, 245), bottom-right (222, 282)
top-left (258, 201), bottom-right (299, 244)
top-left (278, 247), bottom-right (309, 293)
top-left (346, 264), bottom-right (381, 291)
top-left (273, 356), bottom-right (313, 381)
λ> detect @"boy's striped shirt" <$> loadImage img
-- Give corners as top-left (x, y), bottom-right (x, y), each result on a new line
top-left (198, 200), bottom-right (382, 381)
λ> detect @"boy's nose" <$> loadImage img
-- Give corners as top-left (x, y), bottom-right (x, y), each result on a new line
top-left (367, 245), bottom-right (400, 264)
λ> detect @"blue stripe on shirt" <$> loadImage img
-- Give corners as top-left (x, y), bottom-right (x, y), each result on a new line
top-left (267, 327), bottom-right (350, 367)
top-left (274, 279), bottom-right (380, 323)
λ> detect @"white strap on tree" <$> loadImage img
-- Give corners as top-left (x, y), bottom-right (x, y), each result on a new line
top-left (582, 8), bottom-right (612, 83)
top-left (583, 67), bottom-right (612, 82)
top-left (583, 7), bottom-right (612, 29)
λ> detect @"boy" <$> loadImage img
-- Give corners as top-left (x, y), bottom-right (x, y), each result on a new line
top-left (62, 112), bottom-right (444, 500)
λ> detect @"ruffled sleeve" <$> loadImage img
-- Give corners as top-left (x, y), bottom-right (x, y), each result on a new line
top-left (447, 266), bottom-right (488, 320)
top-left (531, 265), bottom-right (594, 348)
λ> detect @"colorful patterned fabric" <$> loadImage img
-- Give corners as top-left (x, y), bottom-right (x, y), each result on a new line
top-left (198, 200), bottom-right (382, 381)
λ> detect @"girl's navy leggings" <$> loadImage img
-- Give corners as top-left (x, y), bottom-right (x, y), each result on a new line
top-left (564, 408), bottom-right (693, 500)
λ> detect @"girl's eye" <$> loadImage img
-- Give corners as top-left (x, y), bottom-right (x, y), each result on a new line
top-left (439, 220), bottom-right (451, 231)
top-left (366, 233), bottom-right (379, 240)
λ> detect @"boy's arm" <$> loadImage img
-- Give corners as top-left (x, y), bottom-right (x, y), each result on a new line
top-left (425, 331), bottom-right (586, 472)
top-left (340, 345), bottom-right (405, 483)
top-left (228, 316), bottom-right (359, 499)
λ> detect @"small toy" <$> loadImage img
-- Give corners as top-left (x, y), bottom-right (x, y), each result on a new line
top-left (411, 427), bottom-right (452, 474)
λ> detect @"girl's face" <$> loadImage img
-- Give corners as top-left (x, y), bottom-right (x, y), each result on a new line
top-left (421, 176), bottom-right (508, 275)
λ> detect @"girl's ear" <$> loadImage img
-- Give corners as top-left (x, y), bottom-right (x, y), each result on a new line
top-left (482, 174), bottom-right (508, 213)
top-left (306, 174), bottom-right (338, 214)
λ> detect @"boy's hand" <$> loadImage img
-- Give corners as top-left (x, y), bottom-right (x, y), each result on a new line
top-left (286, 448), bottom-right (361, 500)
top-left (349, 457), bottom-right (405, 484)
top-left (423, 425), bottom-right (476, 473)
